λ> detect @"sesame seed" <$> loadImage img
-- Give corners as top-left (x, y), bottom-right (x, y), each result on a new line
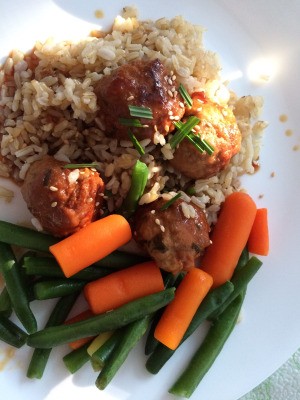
top-left (95, 202), bottom-right (100, 206)
top-left (194, 125), bottom-right (201, 131)
top-left (172, 74), bottom-right (176, 81)
top-left (49, 186), bottom-right (58, 192)
top-left (155, 218), bottom-right (161, 226)
top-left (142, 124), bottom-right (149, 128)
top-left (168, 78), bottom-right (173, 85)
top-left (127, 95), bottom-right (134, 101)
top-left (165, 125), bottom-right (170, 132)
top-left (168, 110), bottom-right (173, 116)
top-left (173, 115), bottom-right (180, 121)
top-left (160, 225), bottom-right (165, 232)
top-left (179, 102), bottom-right (185, 108)
top-left (168, 90), bottom-right (173, 97)
top-left (170, 70), bottom-right (174, 75)
top-left (151, 209), bottom-right (156, 214)
top-left (171, 87), bottom-right (176, 92)
top-left (154, 125), bottom-right (158, 132)
top-left (87, 197), bottom-right (93, 203)
top-left (173, 90), bottom-right (178, 97)
top-left (169, 115), bottom-right (174, 120)
top-left (196, 107), bottom-right (202, 112)
top-left (91, 168), bottom-right (97, 172)
top-left (51, 202), bottom-right (58, 207)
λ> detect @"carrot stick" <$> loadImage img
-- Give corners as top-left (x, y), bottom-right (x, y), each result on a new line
top-left (84, 261), bottom-right (164, 315)
top-left (154, 268), bottom-right (213, 350)
top-left (65, 310), bottom-right (95, 349)
top-left (247, 208), bottom-right (269, 256)
top-left (201, 191), bottom-right (257, 288)
top-left (49, 214), bottom-right (132, 278)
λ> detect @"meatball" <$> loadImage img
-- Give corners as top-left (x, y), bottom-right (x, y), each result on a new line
top-left (169, 92), bottom-right (241, 179)
top-left (133, 197), bottom-right (210, 274)
top-left (21, 156), bottom-right (105, 237)
top-left (95, 58), bottom-right (185, 141)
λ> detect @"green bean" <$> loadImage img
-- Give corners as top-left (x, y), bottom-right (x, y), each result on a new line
top-left (33, 279), bottom-right (86, 300)
top-left (0, 286), bottom-right (12, 318)
top-left (146, 281), bottom-right (234, 374)
top-left (91, 330), bottom-right (123, 368)
top-left (93, 251), bottom-right (149, 269)
top-left (27, 292), bottom-right (78, 379)
top-left (169, 293), bottom-right (244, 398)
top-left (96, 315), bottom-right (151, 390)
top-left (23, 256), bottom-right (113, 280)
top-left (119, 160), bottom-right (148, 218)
top-left (208, 256), bottom-right (262, 321)
top-left (0, 314), bottom-right (28, 348)
top-left (0, 221), bottom-right (57, 253)
top-left (236, 247), bottom-right (250, 271)
top-left (90, 357), bottom-right (102, 372)
top-left (0, 242), bottom-right (37, 334)
top-left (63, 341), bottom-right (91, 374)
top-left (27, 288), bottom-right (175, 349)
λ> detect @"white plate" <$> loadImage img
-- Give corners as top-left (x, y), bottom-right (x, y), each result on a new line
top-left (0, 1), bottom-right (299, 399)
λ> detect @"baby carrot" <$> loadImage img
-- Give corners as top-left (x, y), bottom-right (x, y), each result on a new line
top-left (49, 214), bottom-right (132, 277)
top-left (84, 261), bottom-right (164, 315)
top-left (65, 310), bottom-right (95, 349)
top-left (201, 191), bottom-right (257, 288)
top-left (247, 208), bottom-right (269, 256)
top-left (154, 268), bottom-right (213, 350)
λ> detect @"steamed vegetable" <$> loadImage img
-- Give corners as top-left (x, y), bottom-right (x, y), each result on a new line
top-left (201, 192), bottom-right (257, 287)
top-left (49, 214), bottom-right (132, 277)
top-left (169, 293), bottom-right (245, 398)
top-left (146, 281), bottom-right (234, 373)
top-left (65, 310), bottom-right (95, 350)
top-left (0, 242), bottom-right (37, 334)
top-left (84, 261), bottom-right (164, 315)
top-left (27, 293), bottom-right (78, 379)
top-left (247, 208), bottom-right (269, 256)
top-left (154, 268), bottom-right (213, 350)
top-left (0, 314), bottom-right (28, 348)
top-left (27, 288), bottom-right (175, 349)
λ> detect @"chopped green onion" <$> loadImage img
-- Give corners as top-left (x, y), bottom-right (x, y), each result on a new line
top-left (185, 134), bottom-right (204, 153)
top-left (173, 121), bottom-right (183, 130)
top-left (63, 162), bottom-right (100, 170)
top-left (186, 186), bottom-right (196, 196)
top-left (128, 105), bottom-right (153, 119)
top-left (178, 84), bottom-right (193, 108)
top-left (160, 193), bottom-right (182, 210)
top-left (119, 118), bottom-right (145, 128)
top-left (188, 134), bottom-right (214, 156)
top-left (169, 116), bottom-right (200, 149)
top-left (201, 139), bottom-right (215, 156)
top-left (128, 130), bottom-right (145, 156)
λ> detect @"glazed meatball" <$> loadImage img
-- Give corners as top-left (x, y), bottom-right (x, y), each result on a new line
top-left (169, 92), bottom-right (241, 179)
top-left (21, 156), bottom-right (105, 237)
top-left (95, 58), bottom-right (185, 141)
top-left (133, 197), bottom-right (210, 274)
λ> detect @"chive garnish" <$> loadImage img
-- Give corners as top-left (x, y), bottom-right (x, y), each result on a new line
top-left (63, 162), bottom-right (100, 170)
top-left (169, 116), bottom-right (200, 149)
top-left (178, 84), bottom-right (193, 108)
top-left (128, 130), bottom-right (145, 156)
top-left (201, 138), bottom-right (215, 156)
top-left (129, 105), bottom-right (153, 119)
top-left (173, 119), bottom-right (214, 155)
top-left (119, 118), bottom-right (145, 127)
top-left (160, 193), bottom-right (182, 210)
